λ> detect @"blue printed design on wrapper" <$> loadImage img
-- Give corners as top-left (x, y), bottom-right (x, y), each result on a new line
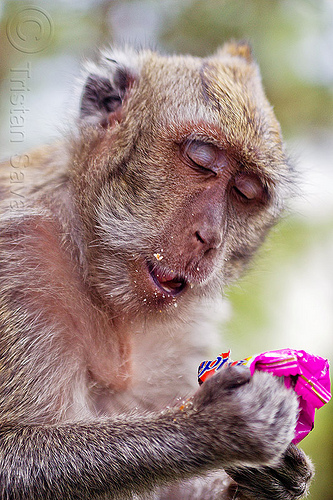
top-left (198, 351), bottom-right (231, 384)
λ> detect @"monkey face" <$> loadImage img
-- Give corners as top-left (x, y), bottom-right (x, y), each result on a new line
top-left (117, 138), bottom-right (272, 311)
top-left (73, 43), bottom-right (293, 315)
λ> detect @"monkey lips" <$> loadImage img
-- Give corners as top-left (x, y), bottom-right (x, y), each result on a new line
top-left (147, 262), bottom-right (187, 298)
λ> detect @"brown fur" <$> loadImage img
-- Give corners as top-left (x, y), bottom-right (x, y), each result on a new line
top-left (0, 42), bottom-right (312, 499)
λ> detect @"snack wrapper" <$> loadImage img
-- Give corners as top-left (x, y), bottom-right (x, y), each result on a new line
top-left (198, 348), bottom-right (331, 444)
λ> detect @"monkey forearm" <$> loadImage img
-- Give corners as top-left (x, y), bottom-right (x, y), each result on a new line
top-left (0, 368), bottom-right (298, 499)
top-left (0, 412), bottom-right (234, 499)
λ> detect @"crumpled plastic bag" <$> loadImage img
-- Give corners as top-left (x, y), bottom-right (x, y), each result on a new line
top-left (198, 348), bottom-right (331, 444)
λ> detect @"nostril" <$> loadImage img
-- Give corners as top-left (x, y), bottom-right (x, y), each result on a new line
top-left (194, 228), bottom-right (222, 250)
top-left (195, 231), bottom-right (205, 245)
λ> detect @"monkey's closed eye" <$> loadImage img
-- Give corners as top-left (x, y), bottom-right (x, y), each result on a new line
top-left (232, 173), bottom-right (266, 203)
top-left (184, 141), bottom-right (217, 173)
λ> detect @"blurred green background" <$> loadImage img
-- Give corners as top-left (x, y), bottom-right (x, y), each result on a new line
top-left (1, 0), bottom-right (332, 497)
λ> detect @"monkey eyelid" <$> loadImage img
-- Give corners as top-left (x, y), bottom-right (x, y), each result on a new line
top-left (230, 171), bottom-right (271, 207)
top-left (184, 140), bottom-right (218, 172)
top-left (179, 139), bottom-right (223, 176)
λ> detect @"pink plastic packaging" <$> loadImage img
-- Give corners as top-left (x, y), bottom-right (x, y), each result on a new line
top-left (198, 348), bottom-right (331, 444)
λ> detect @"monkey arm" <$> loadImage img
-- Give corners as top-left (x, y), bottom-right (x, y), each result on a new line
top-left (0, 411), bottom-right (259, 499)
top-left (0, 368), bottom-right (298, 500)
top-left (0, 415), bottom-right (213, 499)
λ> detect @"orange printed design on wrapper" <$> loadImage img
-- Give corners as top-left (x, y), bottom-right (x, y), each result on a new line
top-left (198, 351), bottom-right (254, 385)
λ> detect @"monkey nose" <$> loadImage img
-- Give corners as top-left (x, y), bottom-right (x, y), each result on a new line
top-left (194, 227), bottom-right (223, 252)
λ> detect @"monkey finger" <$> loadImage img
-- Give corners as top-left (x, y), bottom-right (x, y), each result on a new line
top-left (194, 365), bottom-right (251, 408)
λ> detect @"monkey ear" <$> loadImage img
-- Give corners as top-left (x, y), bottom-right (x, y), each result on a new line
top-left (215, 40), bottom-right (253, 63)
top-left (80, 51), bottom-right (138, 127)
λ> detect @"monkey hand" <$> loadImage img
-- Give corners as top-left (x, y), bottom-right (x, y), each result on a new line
top-left (225, 442), bottom-right (314, 499)
top-left (190, 366), bottom-right (298, 468)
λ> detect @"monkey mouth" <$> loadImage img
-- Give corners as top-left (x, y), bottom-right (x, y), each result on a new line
top-left (147, 262), bottom-right (187, 297)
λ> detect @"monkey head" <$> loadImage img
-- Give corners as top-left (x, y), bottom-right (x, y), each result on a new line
top-left (70, 42), bottom-right (293, 317)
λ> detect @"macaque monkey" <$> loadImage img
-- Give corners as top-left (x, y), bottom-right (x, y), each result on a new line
top-left (0, 42), bottom-right (314, 499)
